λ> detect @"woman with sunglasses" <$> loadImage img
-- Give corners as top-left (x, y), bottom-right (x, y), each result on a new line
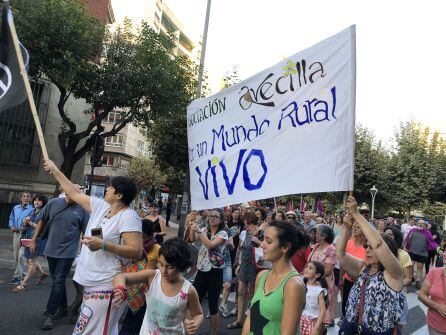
top-left (189, 209), bottom-right (228, 335)
top-left (336, 196), bottom-right (404, 335)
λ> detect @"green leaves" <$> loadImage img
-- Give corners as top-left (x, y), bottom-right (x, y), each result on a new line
top-left (127, 156), bottom-right (166, 192)
top-left (354, 122), bottom-right (446, 217)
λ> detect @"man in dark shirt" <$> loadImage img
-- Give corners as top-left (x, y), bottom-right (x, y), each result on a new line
top-left (31, 186), bottom-right (89, 331)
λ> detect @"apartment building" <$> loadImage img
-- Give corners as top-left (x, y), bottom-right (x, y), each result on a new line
top-left (84, 0), bottom-right (202, 197)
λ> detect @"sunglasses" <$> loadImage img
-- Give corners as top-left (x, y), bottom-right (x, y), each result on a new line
top-left (363, 243), bottom-right (372, 250)
top-left (287, 216), bottom-right (295, 219)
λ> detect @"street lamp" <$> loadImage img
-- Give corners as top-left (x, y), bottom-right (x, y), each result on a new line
top-left (370, 185), bottom-right (378, 220)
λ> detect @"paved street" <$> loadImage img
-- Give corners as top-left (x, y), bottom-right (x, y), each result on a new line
top-left (0, 228), bottom-right (430, 334)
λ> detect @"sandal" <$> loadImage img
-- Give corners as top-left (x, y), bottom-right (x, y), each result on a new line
top-left (12, 283), bottom-right (27, 293)
top-left (227, 321), bottom-right (243, 329)
top-left (37, 272), bottom-right (49, 285)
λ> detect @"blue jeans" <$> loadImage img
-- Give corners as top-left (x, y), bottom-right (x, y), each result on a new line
top-left (45, 257), bottom-right (74, 315)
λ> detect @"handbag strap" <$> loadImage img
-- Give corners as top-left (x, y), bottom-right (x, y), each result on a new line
top-left (358, 276), bottom-right (368, 335)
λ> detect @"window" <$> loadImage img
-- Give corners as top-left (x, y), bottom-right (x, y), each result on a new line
top-left (105, 134), bottom-right (123, 147)
top-left (89, 154), bottom-right (114, 166)
top-left (101, 156), bottom-right (115, 166)
top-left (137, 140), bottom-right (145, 152)
top-left (119, 158), bottom-right (130, 169)
top-left (0, 81), bottom-right (48, 168)
top-left (105, 111), bottom-right (124, 124)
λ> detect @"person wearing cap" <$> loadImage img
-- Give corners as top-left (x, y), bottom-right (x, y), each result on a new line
top-left (286, 211), bottom-right (297, 224)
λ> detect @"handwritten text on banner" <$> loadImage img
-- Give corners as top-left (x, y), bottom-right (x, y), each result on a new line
top-left (187, 26), bottom-right (356, 210)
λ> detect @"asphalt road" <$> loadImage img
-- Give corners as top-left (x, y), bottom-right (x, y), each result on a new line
top-left (0, 264), bottom-right (242, 335)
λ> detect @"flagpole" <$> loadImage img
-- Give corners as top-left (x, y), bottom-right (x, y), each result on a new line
top-left (5, 1), bottom-right (48, 160)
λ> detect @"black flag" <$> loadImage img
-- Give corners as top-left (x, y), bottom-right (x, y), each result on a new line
top-left (0, 1), bottom-right (29, 111)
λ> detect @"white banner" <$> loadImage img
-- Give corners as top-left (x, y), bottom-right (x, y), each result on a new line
top-left (187, 26), bottom-right (356, 210)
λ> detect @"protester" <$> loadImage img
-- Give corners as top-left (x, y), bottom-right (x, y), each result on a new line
top-left (119, 219), bottom-right (160, 335)
top-left (286, 210), bottom-right (298, 224)
top-left (241, 221), bottom-right (308, 335)
top-left (308, 224), bottom-right (337, 327)
top-left (427, 222), bottom-right (441, 273)
top-left (228, 211), bottom-right (263, 329)
top-left (255, 207), bottom-right (267, 229)
top-left (113, 238), bottom-right (203, 335)
top-left (147, 202), bottom-right (166, 244)
top-left (384, 225), bottom-right (412, 332)
top-left (189, 208), bottom-right (228, 335)
top-left (339, 219), bottom-right (367, 317)
top-left (30, 185), bottom-right (89, 331)
top-left (332, 212), bottom-right (344, 242)
top-left (42, 159), bottom-right (142, 334)
top-left (274, 210), bottom-right (286, 221)
top-left (13, 194), bottom-right (48, 292)
top-left (337, 196), bottom-right (404, 335)
top-left (183, 211), bottom-right (200, 282)
top-left (302, 211), bottom-right (316, 231)
top-left (300, 261), bottom-right (328, 335)
top-left (8, 191), bottom-right (33, 285)
top-left (405, 219), bottom-right (438, 288)
top-left (165, 198), bottom-right (172, 227)
top-left (219, 223), bottom-right (235, 318)
top-left (418, 250), bottom-right (446, 335)
top-left (376, 219), bottom-right (386, 233)
top-left (401, 216), bottom-right (416, 241)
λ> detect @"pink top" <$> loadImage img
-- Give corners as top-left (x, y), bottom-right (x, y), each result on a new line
top-left (426, 267), bottom-right (446, 332)
top-left (309, 243), bottom-right (337, 288)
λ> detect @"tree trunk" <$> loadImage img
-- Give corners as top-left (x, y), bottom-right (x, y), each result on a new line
top-left (60, 137), bottom-right (81, 179)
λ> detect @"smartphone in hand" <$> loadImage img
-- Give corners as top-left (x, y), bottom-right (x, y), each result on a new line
top-left (91, 227), bottom-right (103, 239)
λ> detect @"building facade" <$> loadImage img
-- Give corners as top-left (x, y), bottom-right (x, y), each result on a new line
top-left (0, 0), bottom-right (115, 227)
top-left (85, 0), bottom-right (202, 198)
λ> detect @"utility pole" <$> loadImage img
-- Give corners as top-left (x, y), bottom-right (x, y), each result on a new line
top-left (178, 0), bottom-right (212, 238)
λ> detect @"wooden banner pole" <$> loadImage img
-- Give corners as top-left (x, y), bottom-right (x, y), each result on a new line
top-left (7, 5), bottom-right (48, 160)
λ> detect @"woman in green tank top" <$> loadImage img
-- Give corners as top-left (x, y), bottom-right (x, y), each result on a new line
top-left (242, 220), bottom-right (309, 335)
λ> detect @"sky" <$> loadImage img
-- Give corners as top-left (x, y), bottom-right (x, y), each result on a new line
top-left (113, 0), bottom-right (446, 144)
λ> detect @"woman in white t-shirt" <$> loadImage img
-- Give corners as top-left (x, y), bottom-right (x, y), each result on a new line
top-left (43, 159), bottom-right (142, 335)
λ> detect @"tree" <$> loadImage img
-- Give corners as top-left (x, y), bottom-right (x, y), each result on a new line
top-left (127, 156), bottom-right (166, 200)
top-left (222, 65), bottom-right (240, 88)
top-left (353, 125), bottom-right (391, 212)
top-left (13, 1), bottom-right (197, 178)
top-left (387, 122), bottom-right (437, 215)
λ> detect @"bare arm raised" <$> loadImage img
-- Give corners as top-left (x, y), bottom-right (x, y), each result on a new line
top-left (44, 159), bottom-right (91, 212)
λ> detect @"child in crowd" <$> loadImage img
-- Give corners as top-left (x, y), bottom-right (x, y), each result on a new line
top-left (301, 261), bottom-right (328, 335)
top-left (119, 219), bottom-right (161, 335)
top-left (113, 238), bottom-right (203, 335)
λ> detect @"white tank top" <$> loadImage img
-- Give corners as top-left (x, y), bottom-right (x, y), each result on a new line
top-left (140, 269), bottom-right (191, 335)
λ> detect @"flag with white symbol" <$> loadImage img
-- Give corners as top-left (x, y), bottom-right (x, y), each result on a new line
top-left (0, 1), bottom-right (29, 111)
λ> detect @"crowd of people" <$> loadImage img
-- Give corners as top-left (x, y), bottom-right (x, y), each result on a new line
top-left (5, 159), bottom-right (446, 334)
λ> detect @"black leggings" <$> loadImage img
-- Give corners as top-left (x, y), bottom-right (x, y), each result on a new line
top-left (193, 268), bottom-right (223, 315)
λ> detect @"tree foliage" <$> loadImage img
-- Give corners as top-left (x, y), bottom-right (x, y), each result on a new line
top-left (127, 156), bottom-right (166, 192)
top-left (13, 1), bottom-right (197, 178)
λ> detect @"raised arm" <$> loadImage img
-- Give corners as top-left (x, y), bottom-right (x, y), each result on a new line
top-left (347, 196), bottom-right (403, 285)
top-left (335, 214), bottom-right (365, 278)
top-left (43, 159), bottom-right (91, 212)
